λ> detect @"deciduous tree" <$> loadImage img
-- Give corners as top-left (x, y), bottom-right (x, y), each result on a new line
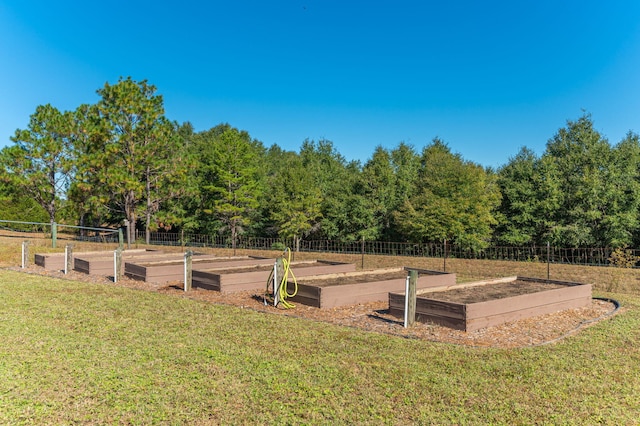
top-left (394, 139), bottom-right (501, 249)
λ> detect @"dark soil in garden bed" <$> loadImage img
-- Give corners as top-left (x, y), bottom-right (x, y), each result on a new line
top-left (299, 270), bottom-right (405, 287)
top-left (427, 280), bottom-right (568, 304)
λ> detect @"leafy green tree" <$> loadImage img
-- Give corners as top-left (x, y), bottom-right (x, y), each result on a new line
top-left (544, 115), bottom-right (611, 246)
top-left (495, 147), bottom-right (563, 246)
top-left (0, 180), bottom-right (49, 222)
top-left (602, 131), bottom-right (640, 246)
top-left (394, 139), bottom-right (501, 250)
top-left (0, 104), bottom-right (74, 223)
top-left (266, 150), bottom-right (323, 250)
top-left (65, 103), bottom-right (110, 230)
top-left (389, 142), bottom-right (420, 208)
top-left (360, 146), bottom-right (397, 240)
top-left (89, 77), bottom-right (189, 243)
top-left (298, 139), bottom-right (373, 241)
top-left (192, 125), bottom-right (264, 249)
top-left (361, 143), bottom-right (420, 241)
top-left (322, 161), bottom-right (377, 242)
top-left (495, 148), bottom-right (538, 245)
top-left (153, 121), bottom-right (198, 233)
top-left (138, 118), bottom-right (192, 243)
top-left (540, 114), bottom-right (639, 247)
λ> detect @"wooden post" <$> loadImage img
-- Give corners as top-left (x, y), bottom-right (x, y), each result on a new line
top-left (184, 250), bottom-right (193, 291)
top-left (65, 244), bottom-right (73, 274)
top-left (361, 236), bottom-right (365, 270)
top-left (21, 241), bottom-right (29, 268)
top-left (404, 269), bottom-right (418, 328)
top-left (118, 228), bottom-right (124, 250)
top-left (114, 248), bottom-right (122, 283)
top-left (51, 221), bottom-right (57, 248)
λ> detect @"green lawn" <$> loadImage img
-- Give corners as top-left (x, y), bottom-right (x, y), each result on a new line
top-left (1, 269), bottom-right (639, 424)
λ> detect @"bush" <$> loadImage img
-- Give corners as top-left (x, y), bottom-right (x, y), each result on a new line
top-left (608, 247), bottom-right (640, 268)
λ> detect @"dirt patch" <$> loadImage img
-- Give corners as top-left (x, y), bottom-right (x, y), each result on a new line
top-left (8, 265), bottom-right (619, 348)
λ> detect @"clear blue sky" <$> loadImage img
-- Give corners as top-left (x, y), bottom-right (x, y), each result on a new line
top-left (2, 1), bottom-right (640, 168)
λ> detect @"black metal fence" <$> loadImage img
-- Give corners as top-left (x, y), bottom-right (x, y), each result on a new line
top-left (140, 231), bottom-right (637, 268)
top-left (3, 219), bottom-right (632, 268)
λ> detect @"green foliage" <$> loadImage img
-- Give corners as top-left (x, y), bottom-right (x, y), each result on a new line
top-left (0, 182), bottom-right (49, 222)
top-left (394, 139), bottom-right (501, 250)
top-left (82, 77), bottom-right (190, 242)
top-left (194, 126), bottom-right (264, 247)
top-left (0, 104), bottom-right (74, 223)
top-left (270, 241), bottom-right (286, 251)
top-left (545, 114), bottom-right (616, 246)
top-left (299, 139), bottom-right (352, 240)
top-left (266, 150), bottom-right (323, 247)
top-left (496, 115), bottom-right (640, 248)
top-left (360, 143), bottom-right (421, 241)
top-left (9, 80), bottom-right (640, 252)
top-left (496, 148), bottom-right (562, 245)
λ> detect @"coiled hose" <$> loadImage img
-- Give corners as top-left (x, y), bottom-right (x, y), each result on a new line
top-left (265, 248), bottom-right (298, 309)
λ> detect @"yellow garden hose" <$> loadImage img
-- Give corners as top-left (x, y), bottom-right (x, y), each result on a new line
top-left (264, 248), bottom-right (298, 309)
top-left (277, 248), bottom-right (298, 309)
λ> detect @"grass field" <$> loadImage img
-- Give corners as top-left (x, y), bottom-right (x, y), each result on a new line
top-left (1, 237), bottom-right (640, 424)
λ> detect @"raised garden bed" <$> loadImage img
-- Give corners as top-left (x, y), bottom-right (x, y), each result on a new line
top-left (125, 255), bottom-right (273, 284)
top-left (34, 249), bottom-right (160, 272)
top-left (388, 276), bottom-right (593, 331)
top-left (193, 260), bottom-right (356, 293)
top-left (288, 267), bottom-right (456, 308)
top-left (73, 249), bottom-right (165, 275)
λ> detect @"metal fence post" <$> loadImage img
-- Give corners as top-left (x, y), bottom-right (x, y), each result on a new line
top-left (547, 242), bottom-right (550, 280)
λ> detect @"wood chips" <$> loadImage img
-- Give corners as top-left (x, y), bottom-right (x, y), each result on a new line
top-left (12, 265), bottom-right (619, 349)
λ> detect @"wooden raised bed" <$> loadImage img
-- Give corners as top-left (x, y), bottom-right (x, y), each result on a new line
top-left (288, 268), bottom-right (456, 308)
top-left (34, 249), bottom-right (160, 272)
top-left (73, 249), bottom-right (165, 275)
top-left (125, 255), bottom-right (273, 284)
top-left (193, 260), bottom-right (356, 293)
top-left (389, 276), bottom-right (593, 331)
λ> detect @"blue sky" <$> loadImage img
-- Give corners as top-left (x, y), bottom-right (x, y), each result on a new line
top-left (2, 1), bottom-right (640, 168)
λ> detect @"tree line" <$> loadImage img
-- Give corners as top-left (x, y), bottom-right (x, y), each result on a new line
top-left (2, 77), bottom-right (640, 250)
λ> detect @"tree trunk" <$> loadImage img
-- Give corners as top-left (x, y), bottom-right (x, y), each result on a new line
top-left (145, 166), bottom-right (152, 244)
top-left (231, 224), bottom-right (237, 254)
top-left (125, 189), bottom-right (137, 245)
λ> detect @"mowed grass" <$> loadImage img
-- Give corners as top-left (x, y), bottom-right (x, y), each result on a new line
top-left (1, 268), bottom-right (640, 424)
top-left (2, 237), bottom-right (640, 423)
